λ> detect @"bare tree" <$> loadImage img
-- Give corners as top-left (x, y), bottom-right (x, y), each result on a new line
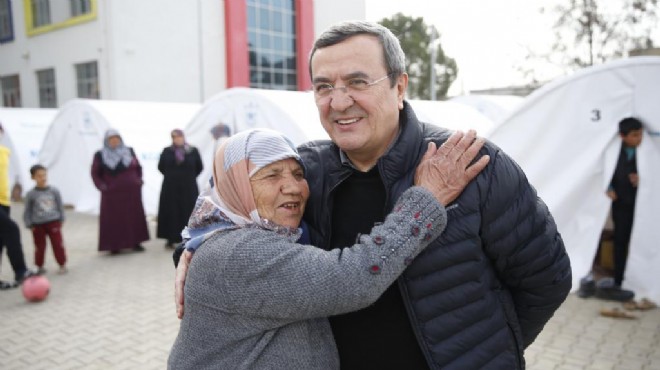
top-left (519, 0), bottom-right (658, 84)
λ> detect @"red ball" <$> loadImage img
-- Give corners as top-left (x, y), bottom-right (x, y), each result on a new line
top-left (22, 275), bottom-right (50, 302)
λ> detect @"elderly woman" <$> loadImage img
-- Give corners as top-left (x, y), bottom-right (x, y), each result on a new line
top-left (168, 129), bottom-right (488, 369)
top-left (157, 129), bottom-right (203, 248)
top-left (91, 129), bottom-right (149, 254)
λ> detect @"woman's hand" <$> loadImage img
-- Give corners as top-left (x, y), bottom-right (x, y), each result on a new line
top-left (415, 130), bottom-right (490, 206)
top-left (175, 250), bottom-right (193, 319)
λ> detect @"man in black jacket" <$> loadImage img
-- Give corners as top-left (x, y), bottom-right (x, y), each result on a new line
top-left (303, 20), bottom-right (571, 370)
top-left (175, 20), bottom-right (571, 370)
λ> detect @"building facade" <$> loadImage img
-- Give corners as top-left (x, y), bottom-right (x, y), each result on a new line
top-left (0, 0), bottom-right (365, 107)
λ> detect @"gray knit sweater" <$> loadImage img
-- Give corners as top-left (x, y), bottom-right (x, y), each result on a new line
top-left (168, 186), bottom-right (447, 370)
top-left (23, 186), bottom-right (65, 227)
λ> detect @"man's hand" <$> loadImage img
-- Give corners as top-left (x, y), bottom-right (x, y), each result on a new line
top-left (415, 130), bottom-right (490, 206)
top-left (175, 250), bottom-right (193, 319)
top-left (606, 189), bottom-right (617, 201)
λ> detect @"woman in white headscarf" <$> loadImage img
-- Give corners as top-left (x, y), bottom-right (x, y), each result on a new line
top-left (168, 128), bottom-right (488, 369)
top-left (91, 129), bottom-right (149, 254)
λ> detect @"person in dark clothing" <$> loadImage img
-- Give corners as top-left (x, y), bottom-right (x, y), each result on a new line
top-left (0, 206), bottom-right (35, 289)
top-left (596, 117), bottom-right (643, 301)
top-left (157, 129), bottom-right (203, 248)
top-left (174, 21), bottom-right (572, 369)
top-left (91, 129), bottom-right (150, 254)
top-left (0, 124), bottom-right (35, 289)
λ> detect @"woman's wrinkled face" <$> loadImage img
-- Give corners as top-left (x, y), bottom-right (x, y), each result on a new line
top-left (108, 135), bottom-right (121, 149)
top-left (250, 158), bottom-right (309, 228)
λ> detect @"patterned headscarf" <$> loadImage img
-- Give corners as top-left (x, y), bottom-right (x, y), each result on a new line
top-left (181, 129), bottom-right (305, 252)
top-left (100, 129), bottom-right (133, 170)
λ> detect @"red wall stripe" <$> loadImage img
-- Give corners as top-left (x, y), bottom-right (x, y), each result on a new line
top-left (295, 0), bottom-right (314, 91)
top-left (224, 1), bottom-right (250, 87)
top-left (224, 1), bottom-right (313, 91)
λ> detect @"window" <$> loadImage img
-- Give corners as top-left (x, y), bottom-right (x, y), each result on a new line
top-left (75, 61), bottom-right (99, 99)
top-left (31, 0), bottom-right (51, 28)
top-left (37, 68), bottom-right (57, 108)
top-left (25, 0), bottom-right (96, 36)
top-left (247, 0), bottom-right (297, 91)
top-left (1, 75), bottom-right (21, 107)
top-left (0, 0), bottom-right (13, 42)
top-left (69, 0), bottom-right (90, 17)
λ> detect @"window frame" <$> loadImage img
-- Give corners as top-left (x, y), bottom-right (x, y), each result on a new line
top-left (69, 0), bottom-right (91, 17)
top-left (0, 0), bottom-right (14, 43)
top-left (30, 0), bottom-right (51, 28)
top-left (247, 0), bottom-right (298, 91)
top-left (36, 68), bottom-right (58, 108)
top-left (1, 74), bottom-right (22, 107)
top-left (23, 0), bottom-right (97, 36)
top-left (75, 61), bottom-right (100, 99)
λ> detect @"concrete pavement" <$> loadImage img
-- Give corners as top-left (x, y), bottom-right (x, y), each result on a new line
top-left (1, 202), bottom-right (659, 369)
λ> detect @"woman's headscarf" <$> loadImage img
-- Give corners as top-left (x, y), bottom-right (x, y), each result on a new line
top-left (101, 129), bottom-right (133, 170)
top-left (181, 129), bottom-right (305, 252)
top-left (171, 129), bottom-right (189, 164)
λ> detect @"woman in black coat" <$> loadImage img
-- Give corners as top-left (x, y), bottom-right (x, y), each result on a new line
top-left (157, 129), bottom-right (203, 248)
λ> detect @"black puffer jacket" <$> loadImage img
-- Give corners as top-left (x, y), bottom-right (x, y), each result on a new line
top-left (298, 102), bottom-right (572, 369)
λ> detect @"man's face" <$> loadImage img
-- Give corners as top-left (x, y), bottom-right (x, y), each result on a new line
top-left (621, 129), bottom-right (643, 148)
top-left (310, 35), bottom-right (407, 167)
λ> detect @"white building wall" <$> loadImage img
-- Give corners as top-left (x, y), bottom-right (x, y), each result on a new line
top-left (0, 0), bottom-right (225, 106)
top-left (0, 1), bottom-right (365, 108)
top-left (103, 0), bottom-right (209, 103)
top-left (0, 2), bottom-right (105, 107)
top-left (198, 0), bottom-right (226, 100)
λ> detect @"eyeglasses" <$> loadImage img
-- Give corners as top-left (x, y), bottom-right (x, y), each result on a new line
top-left (312, 73), bottom-right (393, 101)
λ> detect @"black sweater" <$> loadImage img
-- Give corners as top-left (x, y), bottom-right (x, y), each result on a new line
top-left (328, 166), bottom-right (429, 370)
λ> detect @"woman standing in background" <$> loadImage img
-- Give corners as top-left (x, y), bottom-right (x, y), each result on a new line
top-left (157, 129), bottom-right (203, 248)
top-left (91, 129), bottom-right (149, 254)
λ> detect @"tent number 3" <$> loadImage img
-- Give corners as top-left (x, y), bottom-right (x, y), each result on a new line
top-left (591, 109), bottom-right (601, 122)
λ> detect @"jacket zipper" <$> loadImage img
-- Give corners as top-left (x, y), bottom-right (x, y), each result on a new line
top-left (378, 160), bottom-right (437, 369)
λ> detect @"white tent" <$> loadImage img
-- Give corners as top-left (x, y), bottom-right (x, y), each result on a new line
top-left (184, 89), bottom-right (502, 188)
top-left (449, 94), bottom-right (524, 125)
top-left (408, 99), bottom-right (495, 135)
top-left (38, 99), bottom-right (201, 215)
top-left (183, 87), bottom-right (329, 189)
top-left (0, 108), bottom-right (58, 199)
top-left (487, 57), bottom-right (660, 302)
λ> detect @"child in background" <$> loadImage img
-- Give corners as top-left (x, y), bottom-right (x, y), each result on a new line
top-left (23, 164), bottom-right (68, 274)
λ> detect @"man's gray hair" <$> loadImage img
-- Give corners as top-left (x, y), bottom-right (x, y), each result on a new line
top-left (309, 20), bottom-right (406, 87)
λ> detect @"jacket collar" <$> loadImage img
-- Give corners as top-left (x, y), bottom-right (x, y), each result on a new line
top-left (377, 101), bottom-right (425, 186)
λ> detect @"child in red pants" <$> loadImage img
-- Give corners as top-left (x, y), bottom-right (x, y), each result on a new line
top-left (23, 164), bottom-right (67, 274)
